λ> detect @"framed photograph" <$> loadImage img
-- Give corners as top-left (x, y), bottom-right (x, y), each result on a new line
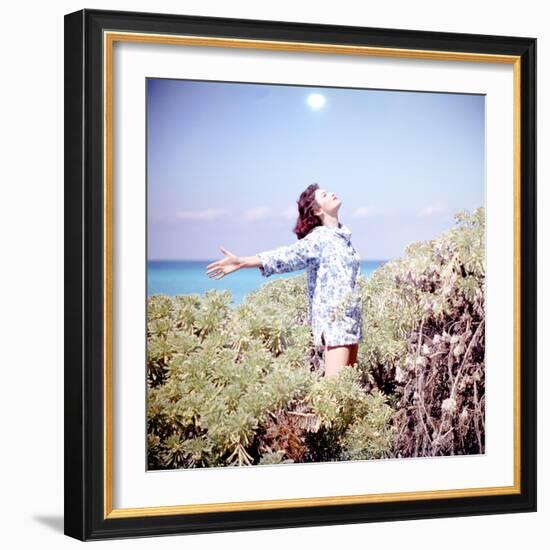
top-left (64, 8), bottom-right (537, 541)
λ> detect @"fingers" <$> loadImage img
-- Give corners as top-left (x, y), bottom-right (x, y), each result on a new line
top-left (206, 249), bottom-right (229, 271)
top-left (205, 266), bottom-right (226, 280)
top-left (206, 259), bottom-right (222, 269)
top-left (206, 247), bottom-right (233, 279)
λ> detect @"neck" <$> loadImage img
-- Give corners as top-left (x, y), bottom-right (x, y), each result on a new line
top-left (322, 214), bottom-right (340, 228)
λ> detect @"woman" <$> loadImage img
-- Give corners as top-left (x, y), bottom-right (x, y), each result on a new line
top-left (206, 183), bottom-right (363, 378)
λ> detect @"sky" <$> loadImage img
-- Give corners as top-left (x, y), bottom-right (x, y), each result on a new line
top-left (147, 78), bottom-right (485, 261)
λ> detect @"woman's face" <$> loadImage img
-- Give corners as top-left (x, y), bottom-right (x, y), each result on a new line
top-left (314, 188), bottom-right (342, 218)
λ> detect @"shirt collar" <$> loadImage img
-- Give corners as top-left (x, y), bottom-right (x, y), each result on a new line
top-left (318, 222), bottom-right (352, 241)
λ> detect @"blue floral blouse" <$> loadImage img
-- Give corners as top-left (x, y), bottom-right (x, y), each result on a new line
top-left (256, 222), bottom-right (363, 347)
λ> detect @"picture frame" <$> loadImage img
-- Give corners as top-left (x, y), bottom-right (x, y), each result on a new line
top-left (64, 8), bottom-right (537, 541)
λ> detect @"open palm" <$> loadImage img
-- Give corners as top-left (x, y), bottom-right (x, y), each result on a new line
top-left (206, 247), bottom-right (241, 280)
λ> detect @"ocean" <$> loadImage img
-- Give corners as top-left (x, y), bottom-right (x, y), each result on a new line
top-left (147, 260), bottom-right (388, 306)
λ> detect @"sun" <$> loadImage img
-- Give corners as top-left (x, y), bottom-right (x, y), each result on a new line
top-left (307, 93), bottom-right (326, 110)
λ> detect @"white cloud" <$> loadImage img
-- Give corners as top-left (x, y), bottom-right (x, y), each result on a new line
top-left (243, 207), bottom-right (273, 221)
top-left (352, 206), bottom-right (387, 218)
top-left (175, 208), bottom-right (226, 221)
top-left (174, 205), bottom-right (299, 223)
top-left (244, 205), bottom-right (299, 221)
top-left (418, 202), bottom-right (448, 217)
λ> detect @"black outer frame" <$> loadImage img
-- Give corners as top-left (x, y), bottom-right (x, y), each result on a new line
top-left (64, 8), bottom-right (537, 541)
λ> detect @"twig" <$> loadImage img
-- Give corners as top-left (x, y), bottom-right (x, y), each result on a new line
top-left (450, 318), bottom-right (484, 400)
top-left (473, 380), bottom-right (483, 452)
top-left (414, 316), bottom-right (433, 446)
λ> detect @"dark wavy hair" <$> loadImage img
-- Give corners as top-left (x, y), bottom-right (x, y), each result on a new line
top-left (293, 183), bottom-right (323, 239)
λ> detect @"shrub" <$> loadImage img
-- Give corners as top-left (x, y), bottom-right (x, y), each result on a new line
top-left (146, 206), bottom-right (485, 467)
top-left (358, 207), bottom-right (486, 457)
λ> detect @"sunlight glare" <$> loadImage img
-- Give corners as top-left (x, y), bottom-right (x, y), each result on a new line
top-left (307, 93), bottom-right (326, 110)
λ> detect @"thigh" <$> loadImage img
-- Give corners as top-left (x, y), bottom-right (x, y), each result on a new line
top-left (325, 345), bottom-right (351, 364)
top-left (324, 345), bottom-right (352, 378)
top-left (325, 344), bottom-right (359, 364)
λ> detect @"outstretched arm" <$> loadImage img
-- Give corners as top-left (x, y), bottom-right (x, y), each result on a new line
top-left (207, 248), bottom-right (269, 280)
top-left (206, 232), bottom-right (320, 280)
top-left (254, 232), bottom-right (321, 277)
top-left (237, 255), bottom-right (263, 269)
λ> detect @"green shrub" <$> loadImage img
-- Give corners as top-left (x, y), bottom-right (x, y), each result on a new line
top-left (358, 207), bottom-right (486, 457)
top-left (146, 207), bottom-right (485, 467)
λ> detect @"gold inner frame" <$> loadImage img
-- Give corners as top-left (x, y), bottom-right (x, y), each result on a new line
top-left (102, 30), bottom-right (522, 519)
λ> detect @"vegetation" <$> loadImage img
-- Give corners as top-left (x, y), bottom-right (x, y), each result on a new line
top-left (147, 207), bottom-right (485, 468)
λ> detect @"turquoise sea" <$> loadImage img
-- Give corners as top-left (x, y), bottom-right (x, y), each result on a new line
top-left (147, 260), bottom-right (388, 306)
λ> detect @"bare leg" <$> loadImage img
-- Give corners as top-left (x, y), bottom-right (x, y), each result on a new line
top-left (324, 344), bottom-right (358, 378)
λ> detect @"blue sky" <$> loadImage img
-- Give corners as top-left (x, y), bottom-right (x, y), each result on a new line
top-left (147, 78), bottom-right (485, 261)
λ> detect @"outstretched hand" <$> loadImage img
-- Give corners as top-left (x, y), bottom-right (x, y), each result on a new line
top-left (206, 247), bottom-right (241, 280)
